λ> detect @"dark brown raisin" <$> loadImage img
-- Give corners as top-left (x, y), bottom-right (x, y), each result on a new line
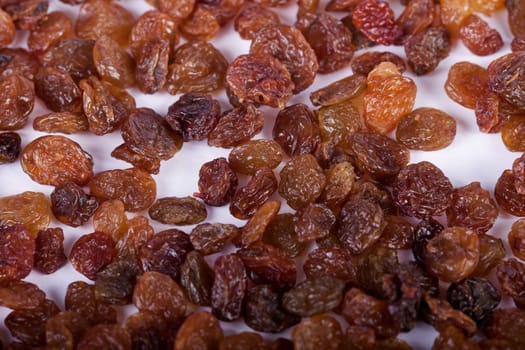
top-left (195, 157), bottom-right (238, 206)
top-left (190, 222), bottom-right (240, 255)
top-left (377, 215), bottom-right (414, 250)
top-left (0, 132), bottom-right (21, 163)
top-left (446, 277), bottom-right (500, 324)
top-left (134, 39), bottom-right (169, 94)
top-left (293, 203), bottom-right (335, 243)
top-left (488, 52), bottom-right (525, 110)
top-left (94, 256), bottom-right (141, 305)
top-left (230, 167), bottom-right (277, 219)
top-left (51, 182), bottom-right (98, 227)
top-left (0, 224), bottom-right (35, 280)
top-left (404, 26), bottom-right (451, 75)
top-left (180, 251), bottom-right (214, 306)
top-left (65, 280), bottom-right (117, 326)
top-left (351, 51), bottom-right (406, 75)
top-left (208, 104), bottom-right (265, 148)
top-left (40, 38), bottom-right (96, 82)
top-left (34, 67), bottom-right (82, 113)
top-left (34, 227), bottom-right (67, 274)
top-left (263, 213), bottom-right (308, 258)
top-left (303, 247), bottom-right (357, 282)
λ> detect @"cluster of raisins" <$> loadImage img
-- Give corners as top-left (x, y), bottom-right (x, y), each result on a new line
top-left (0, 0), bottom-right (524, 348)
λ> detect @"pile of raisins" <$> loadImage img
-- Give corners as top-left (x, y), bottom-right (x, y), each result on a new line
top-left (0, 0), bottom-right (525, 348)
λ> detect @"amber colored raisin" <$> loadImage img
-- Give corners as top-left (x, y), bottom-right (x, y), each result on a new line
top-left (513, 154), bottom-right (525, 195)
top-left (226, 53), bottom-right (293, 108)
top-left (219, 332), bottom-right (267, 350)
top-left (228, 139), bottom-right (283, 175)
top-left (34, 67), bottom-right (82, 113)
top-left (364, 63), bottom-right (417, 134)
top-left (0, 132), bottom-right (21, 164)
top-left (293, 203), bottom-right (335, 243)
top-left (377, 215), bottom-right (414, 250)
top-left (234, 4), bottom-right (279, 40)
top-left (77, 324), bottom-right (132, 349)
top-left (352, 0), bottom-right (401, 45)
top-left (509, 219), bottom-right (525, 261)
top-left (0, 279), bottom-right (45, 310)
top-left (27, 11), bottom-right (73, 53)
top-left (318, 161), bottom-right (356, 213)
top-left (279, 154), bottom-right (326, 210)
top-left (129, 10), bottom-right (178, 57)
top-left (134, 39), bottom-right (169, 94)
top-left (40, 38), bottom-right (96, 82)
top-left (166, 93), bottom-right (221, 142)
top-left (174, 311), bottom-right (223, 350)
top-left (89, 168), bottom-right (157, 212)
top-left (471, 0), bottom-right (504, 14)
top-left (5, 299), bottom-right (60, 346)
top-left (459, 14), bottom-right (503, 56)
top-left (445, 61), bottom-right (488, 109)
top-left (396, 108), bottom-right (457, 151)
top-left (431, 326), bottom-right (479, 350)
top-left (139, 229), bottom-right (193, 281)
top-left (4, 0), bottom-right (48, 31)
top-left (446, 182), bottom-right (498, 234)
top-left (190, 223), bottom-right (239, 256)
top-left (195, 157), bottom-right (238, 206)
top-left (198, 0), bottom-right (244, 26)
top-left (393, 161), bottom-right (453, 218)
top-left (292, 314), bottom-right (343, 350)
top-left (440, 0), bottom-right (472, 36)
top-left (75, 0), bottom-right (134, 45)
top-left (484, 308), bottom-right (525, 345)
top-left (179, 5), bottom-right (220, 42)
top-left (149, 197), bottom-right (206, 226)
top-left (506, 0), bottom-right (525, 36)
top-left (404, 26), bottom-right (451, 75)
top-left (497, 259), bottom-right (525, 308)
top-left (351, 178), bottom-right (397, 215)
top-left (0, 8), bottom-right (15, 48)
top-left (347, 132), bottom-right (410, 181)
top-left (446, 277), bottom-right (500, 324)
top-left (0, 48), bottom-right (39, 81)
top-left (0, 225), bottom-right (35, 280)
top-left (167, 41), bottom-right (228, 95)
top-left (92, 200), bottom-right (127, 242)
top-left (501, 116), bottom-right (525, 152)
top-left (69, 232), bottom-right (115, 280)
top-left (125, 310), bottom-right (176, 349)
top-left (34, 227), bottom-right (66, 274)
top-left (238, 242), bottom-right (297, 291)
top-left (230, 167), bottom-right (277, 219)
top-left (211, 253), bottom-right (247, 321)
top-left (310, 73), bottom-right (366, 107)
top-left (473, 233), bottom-right (505, 277)
top-left (251, 24), bottom-right (318, 93)
top-left (304, 13), bottom-right (354, 74)
top-left (0, 191), bottom-right (52, 237)
top-left (488, 52), bottom-right (525, 110)
top-left (116, 216), bottom-right (154, 261)
top-left (495, 170), bottom-right (525, 216)
top-left (33, 112), bottom-right (89, 134)
top-left (111, 144), bottom-right (161, 175)
top-left (45, 310), bottom-right (89, 349)
top-left (243, 284), bottom-right (299, 334)
top-left (93, 35), bottom-right (135, 88)
top-left (396, 0), bottom-right (434, 41)
top-left (424, 226), bottom-right (480, 283)
top-left (239, 200), bottom-right (281, 247)
top-left (324, 0), bottom-right (359, 11)
top-left (0, 74), bottom-right (35, 130)
top-left (273, 103), bottom-right (320, 156)
top-left (303, 247), bottom-right (356, 282)
top-left (51, 182), bottom-right (98, 227)
top-left (263, 213), bottom-right (308, 258)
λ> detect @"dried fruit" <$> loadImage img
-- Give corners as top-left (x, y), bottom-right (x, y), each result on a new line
top-left (0, 225), bottom-right (35, 280)
top-left (40, 38), bottom-right (96, 82)
top-left (488, 52), bottom-right (525, 110)
top-left (208, 104), bottom-right (265, 148)
top-left (94, 256), bottom-right (141, 305)
top-left (135, 39), bottom-right (169, 94)
top-left (77, 324), bottom-right (132, 349)
top-left (506, 0), bottom-right (525, 36)
top-left (93, 35), bottom-right (135, 88)
top-left (230, 167), bottom-right (277, 219)
top-left (51, 182), bottom-right (98, 227)
top-left (92, 200), bottom-right (128, 242)
top-left (0, 74), bottom-right (34, 130)
top-left (445, 61), bottom-right (488, 109)
top-left (293, 203), bottom-right (335, 243)
top-left (404, 26), bottom-right (451, 75)
top-left (0, 48), bottom-right (39, 81)
top-left (472, 233), bottom-right (505, 277)
top-left (69, 232), bottom-right (115, 280)
top-left (179, 5), bottom-right (220, 42)
top-left (351, 0), bottom-right (401, 45)
top-left (211, 254), bottom-right (247, 321)
top-left (190, 223), bottom-right (240, 255)
top-left (129, 10), bottom-right (178, 56)
top-left (195, 157), bottom-right (238, 207)
top-left (33, 112), bottom-right (89, 134)
top-left (263, 213), bottom-right (307, 258)
top-left (219, 332), bottom-right (267, 350)
top-left (111, 144), bottom-right (161, 175)
top-left (459, 14), bottom-right (503, 56)
top-left (239, 200), bottom-right (281, 247)
top-left (292, 314), bottom-right (343, 350)
top-left (495, 170), bottom-right (525, 216)
top-left (234, 4), bottom-right (280, 40)
top-left (149, 197), bottom-right (207, 225)
top-left (496, 258), bottom-right (525, 308)
top-left (303, 247), bottom-right (357, 282)
top-left (396, 0), bottom-right (434, 41)
top-left (0, 191), bottom-right (52, 237)
top-left (34, 227), bottom-right (67, 274)
top-left (228, 139), bottom-right (283, 175)
top-left (446, 277), bottom-right (500, 323)
top-left (309, 73), bottom-right (366, 107)
top-left (174, 311), bottom-right (224, 350)
top-left (317, 161), bottom-right (356, 212)
top-left (351, 51), bottom-right (406, 75)
top-left (180, 251), bottom-right (214, 306)
top-left (0, 280), bottom-right (45, 310)
top-left (0, 8), bottom-right (15, 48)
top-left (0, 132), bottom-right (21, 163)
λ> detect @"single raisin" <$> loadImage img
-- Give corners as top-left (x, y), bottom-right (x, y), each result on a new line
top-left (69, 232), bottom-right (115, 280)
top-left (0, 191), bottom-right (52, 237)
top-left (494, 170), bottom-right (525, 216)
top-left (445, 61), bottom-right (488, 109)
top-left (459, 14), bottom-right (503, 56)
top-left (94, 255), bottom-right (141, 305)
top-left (310, 73), bottom-right (366, 107)
top-left (303, 247), bottom-right (357, 282)
top-left (0, 74), bottom-right (34, 130)
top-left (496, 258), bottom-right (525, 308)
top-left (93, 35), bottom-right (135, 88)
top-left (230, 167), bottom-right (277, 219)
top-left (404, 26), bottom-right (451, 75)
top-left (263, 213), bottom-right (308, 258)
top-left (211, 254), bottom-right (247, 321)
top-left (174, 311), bottom-right (224, 350)
top-left (51, 182), bottom-right (98, 227)
top-left (446, 277), bottom-right (500, 324)
top-left (0, 132), bottom-right (21, 163)
top-left (148, 197), bottom-right (207, 225)
top-left (208, 104), bottom-right (265, 148)
top-left (180, 251), bottom-right (214, 306)
top-left (228, 139), bottom-right (283, 175)
top-left (351, 0), bottom-right (402, 45)
top-left (0, 225), bottom-right (35, 280)
top-left (351, 51), bottom-right (406, 75)
top-left (76, 324), bottom-right (132, 349)
top-left (34, 67), bottom-right (82, 113)
top-left (239, 200), bottom-right (281, 247)
top-left (40, 38), bottom-right (96, 82)
top-left (472, 233), bottom-right (505, 277)
top-left (190, 222), bottom-right (240, 255)
top-left (32, 112), bottom-right (89, 134)
top-left (292, 314), bottom-right (343, 350)
top-left (111, 144), bottom-right (161, 175)
top-left (487, 52), bottom-right (525, 110)
top-left (0, 279), bottom-right (45, 310)
top-left (293, 203), bottom-right (335, 243)
top-left (195, 157), bottom-right (238, 206)
top-left (506, 0), bottom-right (525, 36)
top-left (34, 227), bottom-right (67, 274)
top-left (234, 4), bottom-right (279, 40)
top-left (134, 39), bottom-right (169, 94)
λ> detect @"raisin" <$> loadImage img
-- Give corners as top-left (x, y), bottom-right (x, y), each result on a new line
top-left (45, 310), bottom-right (89, 350)
top-left (93, 35), bottom-right (135, 88)
top-left (195, 157), bottom-right (238, 206)
top-left (250, 24), bottom-right (318, 93)
top-left (488, 52), bottom-right (525, 110)
top-left (356, 246), bottom-right (399, 300)
top-left (166, 93), bottom-right (220, 142)
top-left (446, 182), bottom-right (499, 234)
top-left (239, 200), bottom-right (281, 247)
top-left (393, 161), bottom-right (453, 218)
top-left (5, 299), bottom-right (60, 346)
top-left (0, 8), bottom-right (15, 48)
top-left (77, 324), bottom-right (132, 349)
top-left (293, 203), bottom-right (335, 243)
top-left (238, 242), bottom-right (297, 291)
top-left (341, 14), bottom-right (377, 51)
top-left (167, 41), bottom-right (228, 95)
top-left (459, 14), bottom-right (503, 56)
top-left (396, 107), bottom-right (457, 151)
top-left (133, 271), bottom-right (194, 322)
top-left (0, 279), bottom-right (45, 310)
top-left (272, 103), bottom-right (320, 157)
top-left (51, 182), bottom-right (98, 227)
top-left (134, 39), bottom-right (169, 94)
top-left (502, 116), bottom-right (525, 152)
top-left (230, 167), bottom-right (277, 219)
top-left (494, 170), bottom-right (525, 216)
top-left (513, 153), bottom-right (525, 195)
top-left (445, 61), bottom-right (488, 109)
top-left (80, 77), bottom-right (136, 136)
top-left (180, 251), bottom-right (214, 306)
top-left (34, 67), bottom-right (82, 113)
top-left (116, 216), bottom-right (154, 261)
top-left (303, 247), bottom-right (357, 282)
top-left (496, 258), bottom-right (525, 308)
top-left (198, 0), bottom-right (244, 26)
top-left (472, 233), bottom-right (505, 277)
top-left (0, 191), bottom-right (52, 237)
top-left (351, 51), bottom-right (406, 76)
top-left (225, 53), bottom-right (293, 108)
top-left (364, 63), bottom-right (417, 133)
top-left (512, 34), bottom-right (525, 52)
top-left (129, 10), bottom-right (178, 57)
top-left (41, 38), bottom-right (96, 82)
top-left (69, 232), bottom-right (115, 280)
top-left (471, 0), bottom-right (504, 14)
top-left (34, 227), bottom-right (67, 274)
top-left (0, 48), bottom-right (39, 81)
top-left (396, 0), bottom-right (434, 41)
top-left (179, 6), bottom-right (220, 42)
top-left (309, 73), bottom-right (366, 107)
top-left (208, 104), bottom-right (265, 148)
top-left (33, 112), bottom-right (89, 134)
top-left (89, 168), bottom-right (157, 212)
top-left (404, 26), bottom-right (451, 75)
top-left (424, 226), bottom-right (480, 283)
top-left (228, 139), bottom-right (283, 175)
top-left (174, 311), bottom-right (223, 350)
top-left (292, 314), bottom-right (343, 350)
top-left (304, 13), bottom-right (354, 74)
top-left (318, 161), bottom-right (356, 212)
top-left (446, 277), bottom-right (500, 324)
top-left (431, 326), bottom-right (479, 350)
top-left (27, 11), bottom-right (73, 53)
top-left (219, 332), bottom-right (267, 350)
top-left (350, 178), bottom-right (397, 215)
top-left (440, 0), bottom-right (472, 36)
top-left (139, 229), bottom-right (193, 281)
top-left (111, 144), bottom-right (161, 175)
top-left (94, 256), bottom-right (141, 305)
top-left (0, 74), bottom-right (34, 130)
top-left (269, 338), bottom-right (294, 350)
top-left (125, 310), bottom-right (175, 350)
top-left (149, 197), bottom-right (207, 225)
top-left (234, 4), bottom-right (279, 40)
top-left (506, 0), bottom-right (525, 36)
top-left (278, 154), bottom-right (326, 210)
top-left (509, 219), bottom-right (525, 260)
top-left (263, 213), bottom-right (308, 258)
top-left (377, 215), bottom-right (415, 250)
top-left (0, 225), bottom-right (35, 280)
top-left (0, 132), bottom-right (21, 163)
top-left (190, 223), bottom-right (240, 255)
top-left (92, 200), bottom-right (128, 242)
top-left (351, 0), bottom-right (401, 45)
top-left (211, 254), bottom-right (247, 321)
top-left (156, 0), bottom-right (195, 21)
top-left (244, 284), bottom-right (300, 333)
top-left (4, 0), bottom-right (48, 31)
top-left (413, 217), bottom-right (443, 263)
top-left (325, 0), bottom-right (359, 11)
top-left (75, 0), bottom-right (134, 45)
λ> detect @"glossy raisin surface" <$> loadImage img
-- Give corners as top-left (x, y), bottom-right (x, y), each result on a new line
top-left (148, 197), bottom-right (207, 225)
top-left (0, 132), bottom-right (21, 163)
top-left (69, 232), bottom-right (115, 280)
top-left (34, 227), bottom-right (67, 274)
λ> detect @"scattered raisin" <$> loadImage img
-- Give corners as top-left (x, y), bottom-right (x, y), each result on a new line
top-left (51, 182), bottom-right (98, 227)
top-left (69, 232), bottom-right (115, 280)
top-left (351, 0), bottom-right (401, 45)
top-left (445, 61), bottom-right (488, 109)
top-left (292, 314), bottom-right (343, 350)
top-left (446, 277), bottom-right (500, 324)
top-left (351, 51), bottom-right (406, 75)
top-left (263, 213), bottom-right (308, 258)
top-left (32, 112), bottom-right (89, 134)
top-left (134, 39), bottom-right (169, 94)
top-left (0, 132), bottom-right (21, 163)
top-left (404, 26), bottom-right (451, 75)
top-left (180, 251), bottom-right (214, 306)
top-left (208, 104), bottom-right (265, 148)
top-left (0, 74), bottom-right (34, 130)
top-left (487, 52), bottom-right (525, 110)
top-left (303, 247), bottom-right (357, 282)
top-left (234, 4), bottom-right (279, 40)
top-left (494, 170), bottom-right (525, 216)
top-left (0, 225), bottom-right (35, 280)
top-left (228, 139), bottom-right (283, 175)
top-left (0, 191), bottom-right (52, 237)
top-left (211, 254), bottom-right (247, 321)
top-left (174, 311), bottom-right (224, 350)
top-left (459, 14), bottom-right (503, 56)
top-left (195, 157), bottom-right (238, 206)
top-left (230, 167), bottom-right (277, 219)
top-left (34, 227), bottom-right (67, 274)
top-left (149, 197), bottom-right (207, 225)
top-left (190, 223), bottom-right (240, 255)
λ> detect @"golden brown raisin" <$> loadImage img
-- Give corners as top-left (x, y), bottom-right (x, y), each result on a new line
top-left (93, 35), bottom-right (135, 88)
top-left (208, 104), bottom-right (265, 148)
top-left (129, 10), bottom-right (178, 57)
top-left (134, 39), bottom-right (169, 94)
top-left (40, 38), bottom-right (96, 82)
top-left (445, 61), bottom-right (489, 109)
top-left (32, 112), bottom-right (89, 134)
top-left (459, 14), bottom-right (503, 56)
top-left (148, 197), bottom-right (207, 225)
top-left (190, 223), bottom-right (240, 255)
top-left (179, 5), bottom-right (220, 42)
top-left (27, 11), bottom-right (73, 53)
top-left (234, 4), bottom-right (279, 40)
top-left (111, 144), bottom-right (161, 175)
top-left (309, 73), bottom-right (366, 107)
top-left (230, 167), bottom-right (277, 219)
top-left (0, 8), bottom-right (15, 48)
top-left (0, 74), bottom-right (35, 130)
top-left (239, 200), bottom-right (281, 247)
top-left (228, 139), bottom-right (283, 175)
top-left (0, 191), bottom-right (52, 237)
top-left (495, 170), bottom-right (525, 216)
top-left (174, 311), bottom-right (223, 350)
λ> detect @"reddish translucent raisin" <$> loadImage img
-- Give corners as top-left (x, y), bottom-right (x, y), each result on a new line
top-left (195, 157), bottom-right (238, 207)
top-left (459, 14), bottom-right (503, 56)
top-left (509, 219), bottom-right (525, 261)
top-left (40, 38), bottom-right (96, 82)
top-left (33, 112), bottom-right (89, 134)
top-left (513, 153), bottom-right (525, 195)
top-left (125, 310), bottom-right (176, 350)
top-left (77, 324), bottom-right (132, 349)
top-left (139, 229), bottom-right (193, 281)
top-left (230, 167), bottom-right (278, 219)
top-left (45, 310), bottom-right (89, 350)
top-left (135, 39), bottom-right (169, 94)
top-left (445, 61), bottom-right (488, 109)
top-left (0, 191), bottom-right (52, 237)
top-left (488, 52), bottom-right (525, 110)
top-left (208, 104), bottom-right (265, 148)
top-left (89, 168), bottom-right (157, 212)
top-left (51, 182), bottom-right (98, 227)
top-left (0, 225), bottom-right (35, 280)
top-left (318, 161), bottom-right (356, 213)
top-left (174, 311), bottom-right (224, 350)
top-left (228, 139), bottom-right (283, 175)
top-left (34, 227), bottom-right (67, 274)
top-left (92, 200), bottom-right (127, 241)
top-left (111, 144), bottom-right (161, 175)
top-left (0, 48), bottom-right (39, 81)
top-left (0, 280), bottom-right (45, 310)
top-left (512, 34), bottom-right (525, 52)
top-left (310, 73), bottom-right (366, 107)
top-left (396, 0), bottom-right (434, 41)
top-left (93, 35), bottom-right (135, 88)
top-left (497, 259), bottom-right (525, 308)
top-left (27, 11), bottom-right (72, 52)
top-left (292, 314), bottom-right (343, 350)
top-left (293, 203), bottom-right (335, 243)
top-left (404, 26), bottom-right (451, 75)
top-left (34, 67), bottom-right (82, 113)
top-left (234, 4), bottom-right (279, 40)
top-left (473, 233), bottom-right (505, 277)
top-left (4, 0), bottom-right (48, 31)
top-left (0, 132), bottom-right (21, 163)
top-left (351, 0), bottom-right (401, 45)
top-left (129, 10), bottom-right (178, 57)
top-left (0, 8), bottom-right (15, 48)
top-left (211, 254), bottom-right (247, 321)
top-left (116, 216), bottom-right (154, 261)
top-left (69, 232), bottom-right (115, 280)
top-left (495, 170), bottom-right (525, 216)
top-left (239, 200), bottom-right (281, 247)
top-left (440, 0), bottom-right (473, 37)
top-left (0, 74), bottom-right (34, 130)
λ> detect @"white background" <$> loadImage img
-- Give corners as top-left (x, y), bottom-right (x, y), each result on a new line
top-left (0, 0), bottom-right (520, 347)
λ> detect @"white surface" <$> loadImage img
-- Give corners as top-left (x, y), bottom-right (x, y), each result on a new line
top-left (0, 0), bottom-right (519, 348)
